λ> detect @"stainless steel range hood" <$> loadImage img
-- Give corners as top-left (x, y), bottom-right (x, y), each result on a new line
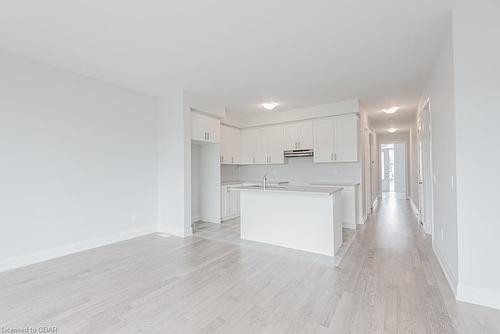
top-left (283, 149), bottom-right (314, 158)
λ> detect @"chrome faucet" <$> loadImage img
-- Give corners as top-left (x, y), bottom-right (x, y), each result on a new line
top-left (262, 174), bottom-right (268, 190)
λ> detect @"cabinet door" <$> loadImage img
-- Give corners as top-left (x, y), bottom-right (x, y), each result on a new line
top-left (220, 186), bottom-right (227, 218)
top-left (268, 126), bottom-right (284, 164)
top-left (283, 125), bottom-right (298, 150)
top-left (256, 127), bottom-right (271, 164)
top-left (231, 187), bottom-right (240, 217)
top-left (207, 117), bottom-right (220, 143)
top-left (191, 113), bottom-right (207, 142)
top-left (313, 120), bottom-right (335, 163)
top-left (297, 123), bottom-right (313, 150)
top-left (220, 125), bottom-right (231, 164)
top-left (226, 187), bottom-right (233, 217)
top-left (230, 127), bottom-right (241, 164)
top-left (335, 116), bottom-right (358, 162)
top-left (241, 129), bottom-right (258, 164)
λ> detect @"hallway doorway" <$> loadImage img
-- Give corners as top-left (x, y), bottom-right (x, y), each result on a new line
top-left (380, 143), bottom-right (406, 195)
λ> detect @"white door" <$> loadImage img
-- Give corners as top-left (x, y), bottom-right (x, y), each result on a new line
top-left (230, 127), bottom-right (241, 164)
top-left (220, 125), bottom-right (231, 164)
top-left (191, 113), bottom-right (206, 142)
top-left (393, 143), bottom-right (406, 193)
top-left (297, 123), bottom-right (313, 150)
top-left (313, 120), bottom-right (335, 163)
top-left (268, 126), bottom-right (284, 164)
top-left (241, 129), bottom-right (258, 164)
top-left (335, 116), bottom-right (358, 162)
top-left (283, 125), bottom-right (299, 150)
top-left (256, 127), bottom-right (270, 164)
top-left (381, 149), bottom-right (391, 192)
top-left (418, 139), bottom-right (425, 225)
top-left (207, 117), bottom-right (220, 143)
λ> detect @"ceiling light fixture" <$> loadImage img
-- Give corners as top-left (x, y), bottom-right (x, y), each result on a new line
top-left (382, 107), bottom-right (400, 114)
top-left (262, 102), bottom-right (279, 111)
top-left (387, 128), bottom-right (397, 133)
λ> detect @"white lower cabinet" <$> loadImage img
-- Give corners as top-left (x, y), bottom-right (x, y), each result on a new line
top-left (221, 184), bottom-right (242, 221)
top-left (311, 183), bottom-right (360, 229)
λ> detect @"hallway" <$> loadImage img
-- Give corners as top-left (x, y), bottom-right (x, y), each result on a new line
top-left (1, 195), bottom-right (499, 333)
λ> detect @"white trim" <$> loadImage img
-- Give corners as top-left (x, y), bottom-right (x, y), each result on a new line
top-left (433, 245), bottom-right (457, 296)
top-left (343, 223), bottom-right (357, 230)
top-left (191, 214), bottom-right (201, 223)
top-left (372, 196), bottom-right (380, 210)
top-left (457, 284), bottom-right (500, 311)
top-left (0, 226), bottom-right (157, 273)
top-left (158, 224), bottom-right (191, 238)
top-left (410, 198), bottom-right (419, 216)
top-left (221, 214), bottom-right (240, 222)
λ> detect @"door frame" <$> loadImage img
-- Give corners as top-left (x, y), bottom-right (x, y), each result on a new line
top-left (417, 98), bottom-right (434, 236)
top-left (378, 140), bottom-right (410, 198)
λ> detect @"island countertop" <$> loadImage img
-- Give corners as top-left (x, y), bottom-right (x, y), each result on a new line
top-left (232, 185), bottom-right (343, 195)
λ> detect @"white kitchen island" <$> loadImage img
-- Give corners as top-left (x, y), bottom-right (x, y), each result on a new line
top-left (234, 185), bottom-right (343, 256)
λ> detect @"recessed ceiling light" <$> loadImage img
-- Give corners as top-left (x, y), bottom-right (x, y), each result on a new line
top-left (382, 107), bottom-right (400, 114)
top-left (387, 128), bottom-right (397, 133)
top-left (262, 102), bottom-right (279, 111)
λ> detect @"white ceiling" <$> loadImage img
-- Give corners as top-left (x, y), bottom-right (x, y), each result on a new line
top-left (0, 0), bottom-right (458, 131)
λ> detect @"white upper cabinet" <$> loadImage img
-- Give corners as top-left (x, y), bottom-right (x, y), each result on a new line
top-left (284, 123), bottom-right (313, 150)
top-left (313, 120), bottom-right (335, 163)
top-left (220, 125), bottom-right (241, 164)
top-left (241, 128), bottom-right (258, 165)
top-left (257, 126), bottom-right (284, 164)
top-left (191, 112), bottom-right (220, 143)
top-left (334, 115), bottom-right (358, 162)
top-left (312, 115), bottom-right (358, 163)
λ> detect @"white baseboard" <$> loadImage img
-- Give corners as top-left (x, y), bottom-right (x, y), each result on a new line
top-left (221, 214), bottom-right (240, 222)
top-left (191, 214), bottom-right (201, 223)
top-left (433, 246), bottom-right (458, 297)
top-left (342, 222), bottom-right (357, 230)
top-left (0, 226), bottom-right (157, 273)
top-left (457, 284), bottom-right (500, 310)
top-left (157, 224), bottom-right (191, 238)
top-left (410, 198), bottom-right (419, 216)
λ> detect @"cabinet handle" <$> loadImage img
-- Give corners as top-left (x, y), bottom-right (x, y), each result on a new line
top-left (335, 153), bottom-right (337, 160)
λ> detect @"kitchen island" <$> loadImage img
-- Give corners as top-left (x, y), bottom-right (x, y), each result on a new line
top-left (233, 185), bottom-right (343, 256)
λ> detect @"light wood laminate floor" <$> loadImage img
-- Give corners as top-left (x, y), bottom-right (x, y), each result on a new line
top-left (1, 195), bottom-right (500, 333)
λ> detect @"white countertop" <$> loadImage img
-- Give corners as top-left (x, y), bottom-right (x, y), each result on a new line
top-left (232, 185), bottom-right (343, 195)
top-left (310, 182), bottom-right (360, 187)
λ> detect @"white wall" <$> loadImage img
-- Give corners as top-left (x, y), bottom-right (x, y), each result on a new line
top-left (421, 26), bottom-right (459, 291)
top-left (453, 0), bottom-right (500, 309)
top-left (191, 144), bottom-right (201, 221)
top-left (0, 51), bottom-right (159, 270)
top-left (157, 92), bottom-right (192, 237)
top-left (238, 158), bottom-right (361, 185)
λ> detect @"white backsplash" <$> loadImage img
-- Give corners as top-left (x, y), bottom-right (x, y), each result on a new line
top-left (222, 157), bottom-right (361, 185)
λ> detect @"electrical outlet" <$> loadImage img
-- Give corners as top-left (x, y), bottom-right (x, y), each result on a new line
top-left (440, 228), bottom-right (444, 241)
